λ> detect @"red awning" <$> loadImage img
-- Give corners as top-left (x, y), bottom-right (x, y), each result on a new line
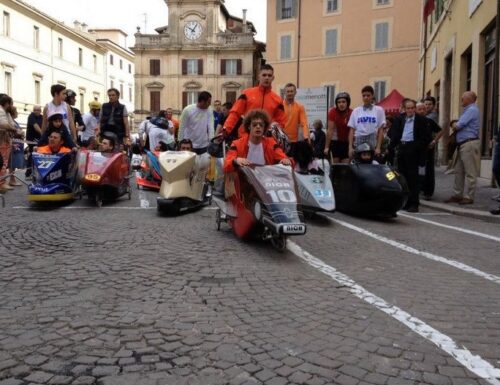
top-left (376, 89), bottom-right (405, 116)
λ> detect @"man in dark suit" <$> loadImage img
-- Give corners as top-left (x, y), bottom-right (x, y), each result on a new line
top-left (389, 99), bottom-right (432, 212)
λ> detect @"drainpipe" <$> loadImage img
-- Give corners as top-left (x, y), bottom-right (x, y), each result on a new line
top-left (492, 0), bottom-right (500, 186)
top-left (421, 15), bottom-right (428, 99)
top-left (296, 0), bottom-right (301, 88)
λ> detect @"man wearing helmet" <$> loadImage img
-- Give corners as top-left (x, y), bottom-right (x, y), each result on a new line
top-left (64, 90), bottom-right (85, 145)
top-left (81, 100), bottom-right (101, 149)
top-left (324, 92), bottom-right (353, 163)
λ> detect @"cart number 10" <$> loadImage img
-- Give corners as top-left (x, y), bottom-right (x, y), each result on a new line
top-left (266, 189), bottom-right (296, 203)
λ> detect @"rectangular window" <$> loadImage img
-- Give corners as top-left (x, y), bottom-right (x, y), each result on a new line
top-left (120, 83), bottom-right (124, 98)
top-left (182, 91), bottom-right (199, 108)
top-left (326, 0), bottom-right (338, 13)
top-left (128, 64), bottom-right (132, 74)
top-left (374, 81), bottom-right (386, 102)
top-left (58, 38), bottom-right (63, 58)
top-left (187, 59), bottom-right (199, 75)
top-left (276, 0), bottom-right (296, 20)
top-left (78, 48), bottom-right (83, 66)
top-left (325, 29), bottom-right (338, 55)
top-left (34, 80), bottom-right (41, 105)
top-left (110, 54), bottom-right (114, 65)
top-left (375, 22), bottom-right (389, 50)
top-left (3, 12), bottom-right (10, 37)
top-left (280, 35), bottom-right (292, 60)
top-left (150, 91), bottom-right (160, 113)
top-left (110, 80), bottom-right (114, 89)
top-left (221, 59), bottom-right (241, 75)
top-left (376, 0), bottom-right (389, 4)
top-left (33, 26), bottom-right (39, 49)
top-left (226, 91), bottom-right (237, 103)
top-left (4, 72), bottom-right (12, 95)
top-left (129, 86), bottom-right (132, 102)
top-left (150, 59), bottom-right (160, 76)
top-left (119, 59), bottom-right (123, 70)
top-left (79, 92), bottom-right (85, 112)
top-left (93, 55), bottom-right (97, 72)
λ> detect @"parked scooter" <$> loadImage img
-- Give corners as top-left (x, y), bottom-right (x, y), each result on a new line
top-left (214, 164), bottom-right (307, 251)
top-left (156, 150), bottom-right (212, 215)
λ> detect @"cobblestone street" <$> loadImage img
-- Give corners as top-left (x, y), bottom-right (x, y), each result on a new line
top-left (1, 183), bottom-right (499, 385)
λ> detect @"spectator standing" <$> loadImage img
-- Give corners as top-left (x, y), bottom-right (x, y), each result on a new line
top-left (282, 83), bottom-right (309, 156)
top-left (64, 90), bottom-right (85, 144)
top-left (166, 108), bottom-right (180, 140)
top-left (178, 91), bottom-right (214, 155)
top-left (8, 106), bottom-right (24, 186)
top-left (98, 88), bottom-right (130, 145)
top-left (324, 92), bottom-right (353, 163)
top-left (25, 105), bottom-right (42, 178)
top-left (445, 91), bottom-right (481, 205)
top-left (490, 128), bottom-right (500, 215)
top-left (310, 119), bottom-right (326, 159)
top-left (347, 86), bottom-right (386, 159)
top-left (388, 99), bottom-right (432, 212)
top-left (0, 95), bottom-right (22, 192)
top-left (81, 101), bottom-right (101, 149)
top-left (41, 84), bottom-right (76, 147)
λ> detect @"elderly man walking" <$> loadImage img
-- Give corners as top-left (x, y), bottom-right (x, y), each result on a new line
top-left (445, 91), bottom-right (480, 205)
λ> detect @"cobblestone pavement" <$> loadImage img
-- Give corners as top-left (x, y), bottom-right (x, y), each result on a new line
top-left (0, 180), bottom-right (499, 385)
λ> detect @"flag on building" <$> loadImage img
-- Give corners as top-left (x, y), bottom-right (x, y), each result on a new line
top-left (423, 0), bottom-right (435, 19)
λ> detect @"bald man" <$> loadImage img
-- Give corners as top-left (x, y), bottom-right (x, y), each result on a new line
top-left (445, 91), bottom-right (480, 205)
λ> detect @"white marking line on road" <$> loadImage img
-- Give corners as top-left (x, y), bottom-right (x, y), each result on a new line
top-left (399, 212), bottom-right (500, 243)
top-left (323, 215), bottom-right (500, 285)
top-left (138, 189), bottom-right (150, 209)
top-left (12, 206), bottom-right (156, 210)
top-left (412, 212), bottom-right (452, 216)
top-left (287, 240), bottom-right (500, 385)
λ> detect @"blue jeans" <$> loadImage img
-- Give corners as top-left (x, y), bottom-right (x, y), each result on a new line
top-left (493, 142), bottom-right (500, 187)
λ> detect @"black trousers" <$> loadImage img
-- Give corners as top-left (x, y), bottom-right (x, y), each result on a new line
top-left (421, 147), bottom-right (435, 196)
top-left (397, 142), bottom-right (421, 208)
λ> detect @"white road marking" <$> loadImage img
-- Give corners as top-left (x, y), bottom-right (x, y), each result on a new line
top-left (323, 215), bottom-right (500, 285)
top-left (399, 212), bottom-right (500, 243)
top-left (138, 189), bottom-right (151, 209)
top-left (287, 240), bottom-right (500, 385)
top-left (12, 206), bottom-right (156, 210)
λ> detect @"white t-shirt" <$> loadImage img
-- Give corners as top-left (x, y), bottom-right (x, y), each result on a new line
top-left (247, 141), bottom-right (265, 165)
top-left (148, 125), bottom-right (174, 150)
top-left (46, 101), bottom-right (71, 132)
top-left (179, 104), bottom-right (214, 149)
top-left (348, 105), bottom-right (385, 137)
top-left (81, 112), bottom-right (98, 141)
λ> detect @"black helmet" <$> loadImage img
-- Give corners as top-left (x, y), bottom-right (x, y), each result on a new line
top-left (335, 92), bottom-right (351, 108)
top-left (207, 137), bottom-right (223, 158)
top-left (354, 143), bottom-right (374, 164)
top-left (65, 89), bottom-right (76, 103)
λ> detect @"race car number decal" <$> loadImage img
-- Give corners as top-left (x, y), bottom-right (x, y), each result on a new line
top-left (386, 171), bottom-right (396, 181)
top-left (38, 160), bottom-right (55, 169)
top-left (266, 189), bottom-right (296, 203)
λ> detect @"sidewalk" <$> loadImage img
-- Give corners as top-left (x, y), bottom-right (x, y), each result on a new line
top-left (419, 166), bottom-right (500, 222)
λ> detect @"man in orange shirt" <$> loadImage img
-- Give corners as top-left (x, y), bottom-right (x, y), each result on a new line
top-left (37, 128), bottom-right (72, 154)
top-left (283, 83), bottom-right (308, 156)
top-left (219, 64), bottom-right (286, 139)
top-left (166, 108), bottom-right (180, 140)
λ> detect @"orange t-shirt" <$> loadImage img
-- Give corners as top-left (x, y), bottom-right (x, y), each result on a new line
top-left (37, 145), bottom-right (71, 154)
top-left (283, 100), bottom-right (309, 143)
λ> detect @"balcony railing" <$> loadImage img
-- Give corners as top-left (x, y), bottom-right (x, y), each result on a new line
top-left (216, 33), bottom-right (254, 46)
top-left (134, 34), bottom-right (171, 48)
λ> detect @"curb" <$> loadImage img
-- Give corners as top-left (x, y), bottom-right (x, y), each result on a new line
top-left (419, 200), bottom-right (500, 223)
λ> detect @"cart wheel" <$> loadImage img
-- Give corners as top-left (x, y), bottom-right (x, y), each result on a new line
top-left (215, 208), bottom-right (222, 231)
top-left (95, 194), bottom-right (103, 208)
top-left (270, 235), bottom-right (287, 252)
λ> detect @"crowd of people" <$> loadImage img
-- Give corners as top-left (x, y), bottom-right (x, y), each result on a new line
top-left (0, 63), bottom-right (496, 215)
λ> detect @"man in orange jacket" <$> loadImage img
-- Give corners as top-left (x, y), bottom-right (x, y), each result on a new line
top-left (224, 110), bottom-right (291, 173)
top-left (219, 64), bottom-right (287, 139)
top-left (37, 128), bottom-right (72, 154)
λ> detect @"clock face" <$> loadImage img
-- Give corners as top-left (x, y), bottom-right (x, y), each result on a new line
top-left (184, 21), bottom-right (202, 41)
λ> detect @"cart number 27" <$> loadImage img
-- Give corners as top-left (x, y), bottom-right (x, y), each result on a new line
top-left (266, 189), bottom-right (296, 203)
top-left (38, 160), bottom-right (55, 169)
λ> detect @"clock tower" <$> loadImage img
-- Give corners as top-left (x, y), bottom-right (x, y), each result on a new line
top-left (132, 0), bottom-right (265, 124)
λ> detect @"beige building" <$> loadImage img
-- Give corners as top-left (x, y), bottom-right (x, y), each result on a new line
top-left (132, 0), bottom-right (265, 123)
top-left (419, 0), bottom-right (498, 177)
top-left (266, 0), bottom-right (422, 106)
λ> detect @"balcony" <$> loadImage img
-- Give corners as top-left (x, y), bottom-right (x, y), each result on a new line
top-left (216, 32), bottom-right (254, 47)
top-left (134, 34), bottom-right (171, 49)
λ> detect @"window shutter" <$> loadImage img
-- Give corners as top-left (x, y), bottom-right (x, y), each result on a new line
top-left (276, 0), bottom-right (282, 20)
top-left (150, 91), bottom-right (160, 113)
top-left (236, 59), bottom-right (242, 75)
top-left (226, 91), bottom-right (237, 103)
top-left (291, 0), bottom-right (297, 18)
top-left (221, 59), bottom-right (226, 75)
top-left (182, 92), bottom-right (188, 109)
top-left (198, 59), bottom-right (203, 75)
top-left (182, 59), bottom-right (187, 75)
